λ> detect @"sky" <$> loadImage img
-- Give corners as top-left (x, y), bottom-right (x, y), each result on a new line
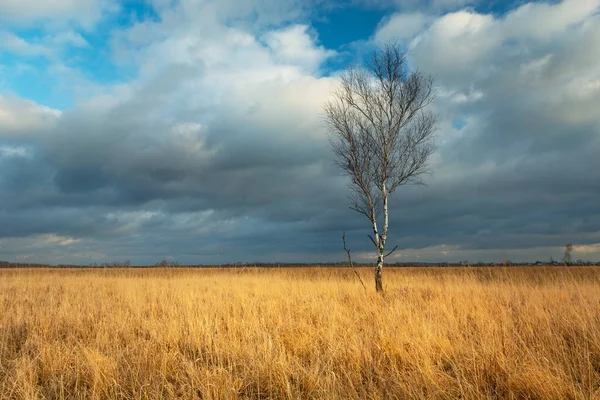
top-left (1, 0), bottom-right (599, 265)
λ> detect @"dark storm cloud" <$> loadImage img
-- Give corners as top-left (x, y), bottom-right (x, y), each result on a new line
top-left (0, 60), bottom-right (352, 264)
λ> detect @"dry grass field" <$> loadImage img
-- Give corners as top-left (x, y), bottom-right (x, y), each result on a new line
top-left (1, 266), bottom-right (600, 399)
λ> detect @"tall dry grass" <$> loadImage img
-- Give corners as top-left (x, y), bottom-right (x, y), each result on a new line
top-left (1, 266), bottom-right (600, 399)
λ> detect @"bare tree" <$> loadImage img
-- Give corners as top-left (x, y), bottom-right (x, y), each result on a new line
top-left (563, 244), bottom-right (573, 265)
top-left (324, 43), bottom-right (437, 293)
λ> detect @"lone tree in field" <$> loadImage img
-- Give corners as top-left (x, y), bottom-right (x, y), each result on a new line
top-left (563, 244), bottom-right (573, 265)
top-left (325, 44), bottom-right (437, 293)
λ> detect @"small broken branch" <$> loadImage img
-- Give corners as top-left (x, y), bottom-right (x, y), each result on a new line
top-left (343, 232), bottom-right (367, 293)
top-left (367, 234), bottom-right (378, 249)
top-left (384, 245), bottom-right (398, 259)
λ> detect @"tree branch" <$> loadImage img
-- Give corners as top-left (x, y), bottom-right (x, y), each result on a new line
top-left (384, 245), bottom-right (398, 259)
top-left (343, 232), bottom-right (367, 294)
top-left (367, 234), bottom-right (379, 249)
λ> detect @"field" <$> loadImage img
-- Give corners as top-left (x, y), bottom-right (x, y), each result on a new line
top-left (1, 267), bottom-right (600, 399)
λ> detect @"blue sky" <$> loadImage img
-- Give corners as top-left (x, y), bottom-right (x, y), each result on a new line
top-left (1, 0), bottom-right (600, 265)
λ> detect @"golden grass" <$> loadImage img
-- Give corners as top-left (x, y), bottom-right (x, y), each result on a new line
top-left (1, 266), bottom-right (600, 399)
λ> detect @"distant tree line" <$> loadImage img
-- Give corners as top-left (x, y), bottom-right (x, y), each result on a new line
top-left (2, 260), bottom-right (599, 269)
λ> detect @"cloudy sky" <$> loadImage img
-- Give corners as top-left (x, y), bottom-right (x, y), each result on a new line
top-left (0, 0), bottom-right (599, 265)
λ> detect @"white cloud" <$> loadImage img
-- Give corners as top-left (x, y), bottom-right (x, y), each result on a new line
top-left (41, 234), bottom-right (81, 246)
top-left (383, 243), bottom-right (600, 263)
top-left (574, 243), bottom-right (600, 254)
top-left (399, 1), bottom-right (600, 96)
top-left (501, 0), bottom-right (600, 41)
top-left (1, 234), bottom-right (80, 249)
top-left (0, 145), bottom-right (29, 158)
top-left (263, 25), bottom-right (335, 74)
top-left (107, 4), bottom-right (338, 125)
top-left (0, 32), bottom-right (50, 56)
top-left (375, 12), bottom-right (431, 43)
top-left (0, 95), bottom-right (61, 138)
top-left (0, 0), bottom-right (115, 30)
top-left (0, 30), bottom-right (88, 64)
top-left (49, 31), bottom-right (90, 48)
top-left (409, 11), bottom-right (497, 82)
top-left (0, 235), bottom-right (93, 264)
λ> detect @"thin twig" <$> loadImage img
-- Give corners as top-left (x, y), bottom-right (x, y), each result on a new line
top-left (343, 232), bottom-right (367, 293)
top-left (384, 245), bottom-right (398, 258)
top-left (367, 234), bottom-right (378, 249)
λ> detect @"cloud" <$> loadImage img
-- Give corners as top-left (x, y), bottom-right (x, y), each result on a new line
top-left (1, 0), bottom-right (600, 264)
top-left (0, 1), bottom-right (345, 263)
top-left (0, 145), bottom-right (29, 157)
top-left (375, 12), bottom-right (431, 43)
top-left (408, 0), bottom-right (600, 86)
top-left (574, 244), bottom-right (600, 254)
top-left (263, 25), bottom-right (335, 74)
top-left (0, 32), bottom-right (50, 57)
top-left (0, 0), bottom-right (114, 30)
top-left (501, 0), bottom-right (599, 41)
top-left (367, 0), bottom-right (600, 258)
top-left (0, 95), bottom-right (61, 138)
top-left (48, 31), bottom-right (90, 48)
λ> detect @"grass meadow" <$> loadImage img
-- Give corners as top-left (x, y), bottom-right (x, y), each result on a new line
top-left (1, 266), bottom-right (600, 399)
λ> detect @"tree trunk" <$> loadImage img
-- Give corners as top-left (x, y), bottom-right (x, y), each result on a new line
top-left (375, 253), bottom-right (384, 293)
top-left (376, 183), bottom-right (388, 294)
